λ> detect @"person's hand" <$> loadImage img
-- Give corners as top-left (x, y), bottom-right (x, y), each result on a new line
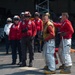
top-left (61, 32), bottom-right (66, 36)
top-left (22, 27), bottom-right (28, 33)
top-left (31, 37), bottom-right (34, 40)
top-left (30, 36), bottom-right (34, 41)
top-left (58, 32), bottom-right (66, 36)
top-left (38, 31), bottom-right (43, 39)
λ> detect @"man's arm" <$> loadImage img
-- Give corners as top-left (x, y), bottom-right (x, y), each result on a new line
top-left (53, 22), bottom-right (61, 28)
top-left (45, 25), bottom-right (55, 41)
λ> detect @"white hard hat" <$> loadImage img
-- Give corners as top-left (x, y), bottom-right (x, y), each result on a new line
top-left (25, 11), bottom-right (31, 17)
top-left (13, 15), bottom-right (20, 20)
top-left (7, 18), bottom-right (12, 22)
top-left (21, 12), bottom-right (25, 15)
top-left (59, 16), bottom-right (62, 19)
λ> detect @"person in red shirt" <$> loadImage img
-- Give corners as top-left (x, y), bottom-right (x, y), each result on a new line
top-left (9, 15), bottom-right (22, 65)
top-left (20, 11), bottom-right (36, 67)
top-left (20, 12), bottom-right (25, 22)
top-left (34, 12), bottom-right (43, 52)
top-left (54, 12), bottom-right (74, 74)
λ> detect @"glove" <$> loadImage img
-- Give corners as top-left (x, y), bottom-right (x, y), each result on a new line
top-left (61, 32), bottom-right (66, 36)
top-left (30, 36), bottom-right (34, 41)
top-left (31, 36), bottom-right (34, 40)
top-left (37, 31), bottom-right (43, 39)
top-left (40, 31), bottom-right (43, 36)
top-left (22, 27), bottom-right (28, 33)
top-left (58, 32), bottom-right (66, 36)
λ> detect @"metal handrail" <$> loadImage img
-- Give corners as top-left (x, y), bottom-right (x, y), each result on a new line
top-left (36, 0), bottom-right (50, 13)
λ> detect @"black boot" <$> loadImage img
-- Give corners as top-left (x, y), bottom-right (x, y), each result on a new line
top-left (11, 62), bottom-right (16, 65)
top-left (59, 64), bottom-right (65, 69)
top-left (19, 61), bottom-right (26, 67)
top-left (17, 62), bottom-right (22, 65)
top-left (11, 59), bottom-right (16, 65)
top-left (28, 60), bottom-right (33, 67)
top-left (38, 50), bottom-right (41, 53)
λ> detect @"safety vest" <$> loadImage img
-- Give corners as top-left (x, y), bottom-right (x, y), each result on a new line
top-left (43, 21), bottom-right (55, 39)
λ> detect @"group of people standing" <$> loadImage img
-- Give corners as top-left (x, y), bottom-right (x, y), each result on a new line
top-left (4, 11), bottom-right (74, 74)
top-left (4, 11), bottom-right (43, 67)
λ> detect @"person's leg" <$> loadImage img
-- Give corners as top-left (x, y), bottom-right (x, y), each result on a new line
top-left (41, 40), bottom-right (44, 51)
top-left (37, 39), bottom-right (41, 52)
top-left (46, 40), bottom-right (55, 71)
top-left (37, 31), bottom-right (41, 52)
top-left (63, 39), bottom-right (72, 66)
top-left (17, 40), bottom-right (22, 63)
top-left (60, 39), bottom-right (72, 74)
top-left (43, 43), bottom-right (48, 66)
top-left (5, 35), bottom-right (10, 54)
top-left (34, 37), bottom-right (37, 52)
top-left (20, 37), bottom-right (27, 66)
top-left (27, 37), bottom-right (34, 67)
top-left (58, 41), bottom-right (65, 68)
top-left (10, 40), bottom-right (17, 64)
top-left (44, 40), bottom-right (56, 74)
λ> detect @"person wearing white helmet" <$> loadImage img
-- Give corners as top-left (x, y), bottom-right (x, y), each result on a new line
top-left (4, 17), bottom-right (13, 54)
top-left (20, 11), bottom-right (36, 67)
top-left (9, 15), bottom-right (22, 65)
top-left (20, 12), bottom-right (25, 22)
top-left (34, 12), bottom-right (43, 52)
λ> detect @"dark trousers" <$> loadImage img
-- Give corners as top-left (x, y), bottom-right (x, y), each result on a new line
top-left (21, 37), bottom-right (34, 64)
top-left (5, 35), bottom-right (10, 54)
top-left (34, 31), bottom-right (41, 52)
top-left (10, 40), bottom-right (22, 63)
top-left (34, 38), bottom-right (41, 51)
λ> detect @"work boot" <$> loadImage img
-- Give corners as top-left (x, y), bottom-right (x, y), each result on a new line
top-left (44, 69), bottom-right (56, 74)
top-left (11, 60), bottom-right (16, 65)
top-left (43, 66), bottom-right (48, 70)
top-left (19, 62), bottom-right (26, 67)
top-left (6, 52), bottom-right (8, 54)
top-left (28, 60), bottom-right (33, 67)
top-left (59, 64), bottom-right (65, 69)
top-left (38, 50), bottom-right (41, 53)
top-left (60, 66), bottom-right (71, 74)
top-left (17, 62), bottom-right (22, 65)
top-left (11, 62), bottom-right (16, 65)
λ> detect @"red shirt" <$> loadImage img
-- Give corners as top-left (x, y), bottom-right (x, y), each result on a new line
top-left (9, 22), bottom-right (21, 40)
top-left (54, 19), bottom-right (74, 39)
top-left (45, 25), bottom-right (55, 41)
top-left (20, 20), bottom-right (36, 37)
top-left (34, 18), bottom-right (43, 32)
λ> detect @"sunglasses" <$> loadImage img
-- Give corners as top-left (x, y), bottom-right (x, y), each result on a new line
top-left (14, 19), bottom-right (20, 21)
top-left (25, 16), bottom-right (30, 18)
